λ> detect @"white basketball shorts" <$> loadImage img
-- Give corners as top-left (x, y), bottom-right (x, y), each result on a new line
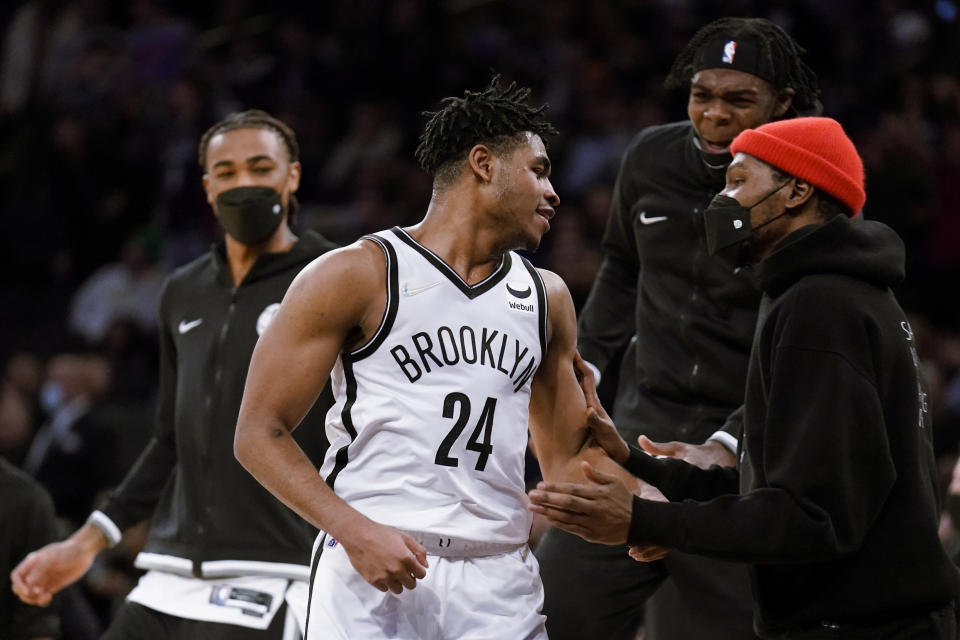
top-left (304, 534), bottom-right (547, 639)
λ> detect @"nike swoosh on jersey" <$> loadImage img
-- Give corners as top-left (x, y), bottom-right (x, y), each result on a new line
top-left (402, 281), bottom-right (442, 297)
top-left (178, 318), bottom-right (204, 334)
top-left (639, 211), bottom-right (668, 225)
top-left (505, 283), bottom-right (532, 299)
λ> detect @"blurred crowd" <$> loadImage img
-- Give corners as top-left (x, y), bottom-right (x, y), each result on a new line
top-left (0, 0), bottom-right (959, 634)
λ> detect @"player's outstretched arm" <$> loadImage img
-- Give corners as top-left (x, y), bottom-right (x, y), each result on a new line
top-left (234, 240), bottom-right (427, 594)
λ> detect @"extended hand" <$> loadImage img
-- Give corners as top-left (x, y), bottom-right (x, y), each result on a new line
top-left (572, 352), bottom-right (629, 465)
top-left (11, 526), bottom-right (105, 606)
top-left (528, 461), bottom-right (662, 548)
top-left (341, 519), bottom-right (429, 594)
top-left (572, 352), bottom-right (608, 422)
top-left (638, 435), bottom-right (735, 470)
top-left (586, 409), bottom-right (630, 466)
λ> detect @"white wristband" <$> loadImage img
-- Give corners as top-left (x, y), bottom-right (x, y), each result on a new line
top-left (87, 511), bottom-right (122, 547)
top-left (706, 430), bottom-right (738, 455)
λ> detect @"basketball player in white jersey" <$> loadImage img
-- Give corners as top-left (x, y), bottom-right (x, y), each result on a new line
top-left (234, 77), bottom-right (648, 639)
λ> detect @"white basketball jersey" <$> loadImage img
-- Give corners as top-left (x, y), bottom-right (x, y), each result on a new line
top-left (319, 227), bottom-right (547, 546)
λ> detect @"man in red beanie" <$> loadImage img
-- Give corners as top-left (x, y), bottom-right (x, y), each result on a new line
top-left (530, 117), bottom-right (960, 638)
top-left (537, 17), bottom-right (822, 640)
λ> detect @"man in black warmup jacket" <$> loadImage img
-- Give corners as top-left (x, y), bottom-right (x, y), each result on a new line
top-left (530, 116), bottom-right (960, 639)
top-left (12, 110), bottom-right (337, 639)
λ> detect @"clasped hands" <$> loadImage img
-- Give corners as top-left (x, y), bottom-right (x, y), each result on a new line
top-left (527, 354), bottom-right (669, 562)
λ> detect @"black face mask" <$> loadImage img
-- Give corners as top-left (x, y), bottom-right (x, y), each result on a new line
top-left (703, 180), bottom-right (792, 270)
top-left (215, 186), bottom-right (285, 245)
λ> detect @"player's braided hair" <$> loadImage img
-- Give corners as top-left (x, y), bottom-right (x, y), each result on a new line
top-left (666, 17), bottom-right (821, 114)
top-left (197, 109), bottom-right (301, 225)
top-left (415, 75), bottom-right (558, 188)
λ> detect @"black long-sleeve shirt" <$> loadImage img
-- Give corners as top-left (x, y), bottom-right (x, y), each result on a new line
top-left (625, 216), bottom-right (960, 634)
top-left (577, 121), bottom-right (759, 444)
top-left (97, 230), bottom-right (337, 579)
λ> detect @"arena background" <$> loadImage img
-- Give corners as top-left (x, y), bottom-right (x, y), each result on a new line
top-left (0, 0), bottom-right (959, 635)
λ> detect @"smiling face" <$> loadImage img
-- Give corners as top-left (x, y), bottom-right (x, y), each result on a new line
top-left (688, 68), bottom-right (793, 155)
top-left (487, 132), bottom-right (560, 252)
top-left (201, 127), bottom-right (301, 221)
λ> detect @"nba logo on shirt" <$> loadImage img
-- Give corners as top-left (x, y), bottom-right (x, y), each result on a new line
top-left (722, 40), bottom-right (737, 64)
top-left (327, 537), bottom-right (338, 548)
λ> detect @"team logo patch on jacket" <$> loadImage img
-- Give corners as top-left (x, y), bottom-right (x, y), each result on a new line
top-left (256, 303), bottom-right (281, 336)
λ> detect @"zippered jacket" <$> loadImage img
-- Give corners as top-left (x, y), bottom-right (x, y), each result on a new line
top-left (578, 121), bottom-right (759, 443)
top-left (97, 230), bottom-right (337, 580)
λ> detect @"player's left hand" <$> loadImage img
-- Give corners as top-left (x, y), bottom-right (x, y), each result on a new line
top-left (527, 460), bottom-right (668, 557)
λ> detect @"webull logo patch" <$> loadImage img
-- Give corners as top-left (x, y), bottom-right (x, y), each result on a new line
top-left (505, 281), bottom-right (535, 312)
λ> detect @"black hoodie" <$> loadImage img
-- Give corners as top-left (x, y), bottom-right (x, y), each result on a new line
top-left (98, 230), bottom-right (337, 579)
top-left (626, 215), bottom-right (960, 635)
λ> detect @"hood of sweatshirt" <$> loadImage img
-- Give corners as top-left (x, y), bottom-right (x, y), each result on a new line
top-left (755, 214), bottom-right (905, 298)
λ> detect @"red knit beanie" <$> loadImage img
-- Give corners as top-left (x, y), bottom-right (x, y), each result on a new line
top-left (730, 117), bottom-right (866, 217)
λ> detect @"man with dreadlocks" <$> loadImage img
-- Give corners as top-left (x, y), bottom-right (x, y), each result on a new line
top-left (12, 109), bottom-right (337, 638)
top-left (233, 76), bottom-right (642, 639)
top-left (534, 17), bottom-right (822, 640)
